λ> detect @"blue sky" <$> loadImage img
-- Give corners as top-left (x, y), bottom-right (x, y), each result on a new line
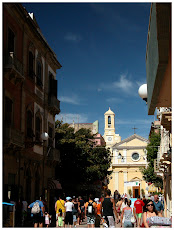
top-left (23, 2), bottom-right (155, 140)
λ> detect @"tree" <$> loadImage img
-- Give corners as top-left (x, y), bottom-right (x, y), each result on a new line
top-left (140, 132), bottom-right (163, 188)
top-left (55, 120), bottom-right (112, 194)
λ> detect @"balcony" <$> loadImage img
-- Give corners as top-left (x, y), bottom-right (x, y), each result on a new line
top-left (48, 95), bottom-right (60, 115)
top-left (47, 148), bottom-right (60, 162)
top-left (3, 124), bottom-right (24, 148)
top-left (4, 52), bottom-right (24, 83)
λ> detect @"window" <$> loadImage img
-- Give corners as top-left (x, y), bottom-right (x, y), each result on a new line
top-left (132, 152), bottom-right (140, 161)
top-left (8, 28), bottom-right (15, 53)
top-left (49, 72), bottom-right (57, 97)
top-left (5, 97), bottom-right (13, 124)
top-left (27, 110), bottom-right (34, 138)
top-left (29, 51), bottom-right (34, 78)
top-left (36, 61), bottom-right (42, 87)
top-left (35, 116), bottom-right (42, 141)
top-left (108, 116), bottom-right (111, 128)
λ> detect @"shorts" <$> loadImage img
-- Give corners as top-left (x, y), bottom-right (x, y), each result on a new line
top-left (58, 217), bottom-right (64, 227)
top-left (87, 215), bottom-right (95, 225)
top-left (56, 212), bottom-right (65, 220)
top-left (103, 216), bottom-right (115, 228)
top-left (124, 221), bottom-right (133, 228)
top-left (32, 213), bottom-right (43, 224)
top-left (136, 213), bottom-right (142, 218)
top-left (65, 212), bottom-right (73, 225)
top-left (73, 215), bottom-right (77, 222)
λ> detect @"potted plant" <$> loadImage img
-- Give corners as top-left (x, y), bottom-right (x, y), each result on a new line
top-left (128, 189), bottom-right (132, 198)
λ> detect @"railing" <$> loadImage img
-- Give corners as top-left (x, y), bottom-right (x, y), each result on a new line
top-left (48, 95), bottom-right (60, 112)
top-left (4, 52), bottom-right (23, 76)
top-left (157, 107), bottom-right (172, 120)
top-left (47, 148), bottom-right (60, 162)
top-left (3, 124), bottom-right (24, 148)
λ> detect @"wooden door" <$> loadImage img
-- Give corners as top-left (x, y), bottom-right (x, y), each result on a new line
top-left (133, 186), bottom-right (140, 198)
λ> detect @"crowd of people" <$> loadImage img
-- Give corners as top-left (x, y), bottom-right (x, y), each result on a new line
top-left (6, 190), bottom-right (171, 228)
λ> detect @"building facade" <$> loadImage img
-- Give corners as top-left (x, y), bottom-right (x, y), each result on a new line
top-left (109, 134), bottom-right (149, 197)
top-left (3, 3), bottom-right (61, 206)
top-left (69, 120), bottom-right (99, 134)
top-left (103, 108), bottom-right (148, 197)
top-left (145, 3), bottom-right (171, 218)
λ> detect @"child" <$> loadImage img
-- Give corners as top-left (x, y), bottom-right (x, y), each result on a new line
top-left (45, 212), bottom-right (50, 227)
top-left (58, 209), bottom-right (64, 227)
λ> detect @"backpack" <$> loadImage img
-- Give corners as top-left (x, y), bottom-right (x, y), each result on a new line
top-left (87, 202), bottom-right (95, 215)
top-left (31, 201), bottom-right (40, 214)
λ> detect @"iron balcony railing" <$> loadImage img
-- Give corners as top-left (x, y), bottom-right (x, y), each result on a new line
top-left (4, 52), bottom-right (23, 76)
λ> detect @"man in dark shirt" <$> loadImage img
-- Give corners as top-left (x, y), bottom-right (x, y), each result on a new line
top-left (101, 189), bottom-right (118, 227)
top-left (78, 196), bottom-right (85, 223)
top-left (153, 195), bottom-right (164, 215)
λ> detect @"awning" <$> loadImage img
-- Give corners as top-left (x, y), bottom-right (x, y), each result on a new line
top-left (148, 183), bottom-right (158, 193)
top-left (48, 178), bottom-right (62, 190)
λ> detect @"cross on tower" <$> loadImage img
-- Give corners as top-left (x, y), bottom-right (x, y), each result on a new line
top-left (132, 126), bottom-right (138, 134)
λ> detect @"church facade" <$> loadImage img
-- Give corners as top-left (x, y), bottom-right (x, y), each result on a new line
top-left (103, 108), bottom-right (149, 198)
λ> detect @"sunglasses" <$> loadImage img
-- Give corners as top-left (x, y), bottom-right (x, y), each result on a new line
top-left (147, 204), bottom-right (154, 207)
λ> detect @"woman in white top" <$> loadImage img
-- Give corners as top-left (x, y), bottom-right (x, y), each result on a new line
top-left (65, 197), bottom-right (74, 228)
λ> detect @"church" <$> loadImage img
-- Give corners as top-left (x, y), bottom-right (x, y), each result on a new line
top-left (103, 108), bottom-right (149, 198)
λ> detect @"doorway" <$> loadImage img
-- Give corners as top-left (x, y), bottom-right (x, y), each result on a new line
top-left (133, 186), bottom-right (140, 198)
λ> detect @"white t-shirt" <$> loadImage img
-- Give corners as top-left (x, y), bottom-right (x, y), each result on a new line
top-left (65, 202), bottom-right (74, 212)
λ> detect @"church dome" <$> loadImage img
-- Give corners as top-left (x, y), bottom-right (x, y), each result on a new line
top-left (104, 107), bottom-right (115, 115)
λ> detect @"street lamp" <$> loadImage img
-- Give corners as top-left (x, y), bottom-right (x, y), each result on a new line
top-left (41, 132), bottom-right (49, 194)
top-left (138, 84), bottom-right (147, 102)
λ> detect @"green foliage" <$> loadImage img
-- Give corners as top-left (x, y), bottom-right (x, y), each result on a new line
top-left (140, 132), bottom-right (163, 188)
top-left (55, 120), bottom-right (111, 193)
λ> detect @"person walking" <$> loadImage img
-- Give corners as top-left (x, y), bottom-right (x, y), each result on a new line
top-left (79, 196), bottom-right (85, 224)
top-left (101, 189), bottom-right (119, 228)
top-left (153, 194), bottom-right (164, 215)
top-left (72, 196), bottom-right (79, 228)
top-left (28, 196), bottom-right (45, 228)
top-left (65, 197), bottom-right (74, 228)
top-left (116, 198), bottom-right (123, 223)
top-left (94, 198), bottom-right (102, 227)
top-left (134, 195), bottom-right (145, 228)
top-left (55, 195), bottom-right (66, 228)
top-left (85, 194), bottom-right (97, 228)
top-left (121, 199), bottom-right (136, 228)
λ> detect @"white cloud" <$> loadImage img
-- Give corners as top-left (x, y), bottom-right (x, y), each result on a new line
top-left (64, 33), bottom-right (82, 42)
top-left (59, 95), bottom-right (81, 105)
top-left (56, 113), bottom-right (88, 124)
top-left (99, 73), bottom-right (141, 96)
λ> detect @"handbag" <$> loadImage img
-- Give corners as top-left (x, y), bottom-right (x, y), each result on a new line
top-left (131, 208), bottom-right (136, 224)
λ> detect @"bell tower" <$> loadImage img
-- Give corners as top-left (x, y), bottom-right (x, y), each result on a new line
top-left (103, 108), bottom-right (121, 147)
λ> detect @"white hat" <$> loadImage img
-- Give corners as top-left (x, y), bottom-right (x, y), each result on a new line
top-left (66, 197), bottom-right (72, 201)
top-left (94, 198), bottom-right (99, 202)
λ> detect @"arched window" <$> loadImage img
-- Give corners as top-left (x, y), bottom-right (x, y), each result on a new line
top-left (27, 110), bottom-right (34, 138)
top-left (36, 61), bottom-right (42, 87)
top-left (35, 116), bottom-right (42, 141)
top-left (29, 51), bottom-right (34, 78)
top-left (108, 116), bottom-right (111, 127)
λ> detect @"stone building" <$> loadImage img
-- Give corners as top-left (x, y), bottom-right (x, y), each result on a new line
top-left (3, 3), bottom-right (61, 207)
top-left (69, 120), bottom-right (99, 134)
